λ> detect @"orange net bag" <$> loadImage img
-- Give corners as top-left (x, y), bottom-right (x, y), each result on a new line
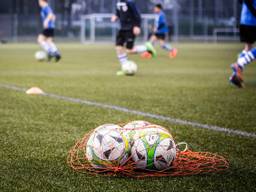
top-left (67, 122), bottom-right (229, 178)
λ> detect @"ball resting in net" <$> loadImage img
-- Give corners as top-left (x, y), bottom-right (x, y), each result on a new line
top-left (67, 123), bottom-right (229, 178)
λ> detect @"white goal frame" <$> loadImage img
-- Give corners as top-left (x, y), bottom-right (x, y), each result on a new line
top-left (213, 27), bottom-right (239, 42)
top-left (79, 13), bottom-right (157, 43)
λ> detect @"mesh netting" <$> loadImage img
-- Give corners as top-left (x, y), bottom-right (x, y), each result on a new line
top-left (67, 123), bottom-right (229, 178)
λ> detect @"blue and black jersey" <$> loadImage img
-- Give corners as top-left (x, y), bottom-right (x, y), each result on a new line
top-left (240, 0), bottom-right (256, 26)
top-left (155, 11), bottom-right (169, 34)
top-left (41, 5), bottom-right (55, 29)
top-left (115, 0), bottom-right (141, 31)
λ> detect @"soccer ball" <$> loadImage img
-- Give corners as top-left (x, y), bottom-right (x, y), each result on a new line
top-left (123, 120), bottom-right (151, 130)
top-left (35, 51), bottom-right (47, 61)
top-left (86, 124), bottom-right (129, 168)
top-left (131, 128), bottom-right (176, 170)
top-left (122, 120), bottom-right (152, 148)
top-left (122, 61), bottom-right (138, 76)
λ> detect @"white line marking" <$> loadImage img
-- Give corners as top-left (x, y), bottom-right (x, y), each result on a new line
top-left (1, 83), bottom-right (256, 139)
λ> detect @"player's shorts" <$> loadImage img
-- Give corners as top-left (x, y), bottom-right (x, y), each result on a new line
top-left (154, 33), bottom-right (167, 40)
top-left (42, 28), bottom-right (55, 38)
top-left (240, 25), bottom-right (256, 44)
top-left (116, 30), bottom-right (136, 50)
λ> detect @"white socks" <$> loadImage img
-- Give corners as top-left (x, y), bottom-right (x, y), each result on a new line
top-left (48, 42), bottom-right (58, 54)
top-left (237, 51), bottom-right (255, 69)
top-left (117, 53), bottom-right (128, 65)
top-left (39, 41), bottom-right (58, 55)
top-left (40, 41), bottom-right (51, 54)
top-left (133, 45), bottom-right (147, 53)
top-left (161, 44), bottom-right (172, 52)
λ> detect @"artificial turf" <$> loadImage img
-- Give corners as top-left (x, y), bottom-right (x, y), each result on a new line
top-left (0, 43), bottom-right (255, 192)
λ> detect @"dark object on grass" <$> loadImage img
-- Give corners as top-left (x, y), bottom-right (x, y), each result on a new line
top-left (1, 40), bottom-right (8, 44)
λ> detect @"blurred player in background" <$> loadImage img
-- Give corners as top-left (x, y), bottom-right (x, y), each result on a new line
top-left (230, 0), bottom-right (256, 88)
top-left (142, 4), bottom-right (178, 59)
top-left (112, 0), bottom-right (155, 75)
top-left (38, 0), bottom-right (61, 62)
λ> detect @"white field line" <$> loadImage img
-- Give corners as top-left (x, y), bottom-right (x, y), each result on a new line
top-left (1, 83), bottom-right (256, 139)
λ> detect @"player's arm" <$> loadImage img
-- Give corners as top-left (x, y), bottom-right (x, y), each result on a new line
top-left (111, 8), bottom-right (120, 22)
top-left (244, 0), bottom-right (256, 17)
top-left (128, 1), bottom-right (141, 35)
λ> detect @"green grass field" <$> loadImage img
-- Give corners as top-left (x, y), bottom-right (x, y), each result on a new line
top-left (0, 43), bottom-right (256, 192)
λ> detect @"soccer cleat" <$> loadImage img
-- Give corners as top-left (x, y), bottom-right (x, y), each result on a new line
top-left (145, 42), bottom-right (157, 58)
top-left (55, 54), bottom-right (62, 62)
top-left (229, 63), bottom-right (244, 88)
top-left (141, 51), bottom-right (152, 59)
top-left (116, 70), bottom-right (125, 76)
top-left (169, 48), bottom-right (178, 58)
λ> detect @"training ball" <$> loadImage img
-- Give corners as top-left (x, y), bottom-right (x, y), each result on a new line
top-left (35, 51), bottom-right (47, 61)
top-left (122, 120), bottom-right (152, 147)
top-left (131, 128), bottom-right (176, 170)
top-left (86, 124), bottom-right (129, 168)
top-left (122, 61), bottom-right (138, 76)
top-left (123, 120), bottom-right (151, 130)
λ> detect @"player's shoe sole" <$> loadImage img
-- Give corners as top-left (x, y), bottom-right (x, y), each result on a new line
top-left (229, 63), bottom-right (244, 88)
top-left (169, 48), bottom-right (178, 58)
top-left (146, 42), bottom-right (157, 58)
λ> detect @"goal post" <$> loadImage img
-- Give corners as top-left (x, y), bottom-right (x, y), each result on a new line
top-left (79, 14), bottom-right (156, 43)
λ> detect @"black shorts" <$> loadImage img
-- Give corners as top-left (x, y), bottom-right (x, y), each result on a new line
top-left (154, 33), bottom-right (167, 40)
top-left (42, 28), bottom-right (55, 38)
top-left (240, 25), bottom-right (256, 44)
top-left (116, 30), bottom-right (136, 50)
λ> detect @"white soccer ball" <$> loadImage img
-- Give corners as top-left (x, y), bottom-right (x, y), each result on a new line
top-left (123, 120), bottom-right (151, 130)
top-left (131, 128), bottom-right (176, 170)
top-left (35, 51), bottom-right (47, 61)
top-left (86, 124), bottom-right (129, 168)
top-left (122, 120), bottom-right (152, 148)
top-left (122, 61), bottom-right (138, 76)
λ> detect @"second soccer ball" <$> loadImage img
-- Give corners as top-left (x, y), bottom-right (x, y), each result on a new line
top-left (35, 51), bottom-right (47, 61)
top-left (122, 61), bottom-right (138, 76)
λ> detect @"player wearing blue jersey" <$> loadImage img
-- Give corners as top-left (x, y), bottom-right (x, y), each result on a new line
top-left (37, 0), bottom-right (61, 62)
top-left (142, 4), bottom-right (177, 59)
top-left (229, 0), bottom-right (256, 88)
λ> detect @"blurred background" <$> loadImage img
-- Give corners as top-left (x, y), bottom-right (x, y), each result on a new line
top-left (0, 0), bottom-right (240, 43)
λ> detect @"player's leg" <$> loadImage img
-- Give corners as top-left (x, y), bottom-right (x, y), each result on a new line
top-left (46, 37), bottom-right (61, 62)
top-left (128, 34), bottom-right (157, 58)
top-left (230, 48), bottom-right (256, 88)
top-left (116, 46), bottom-right (129, 76)
top-left (158, 35), bottom-right (178, 58)
top-left (125, 30), bottom-right (145, 55)
top-left (144, 35), bottom-right (157, 57)
top-left (136, 34), bottom-right (158, 59)
top-left (238, 25), bottom-right (254, 58)
top-left (125, 31), bottom-right (149, 55)
top-left (230, 25), bottom-right (256, 87)
top-left (116, 45), bottom-right (128, 65)
top-left (37, 33), bottom-right (51, 55)
top-left (115, 30), bottom-right (129, 75)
